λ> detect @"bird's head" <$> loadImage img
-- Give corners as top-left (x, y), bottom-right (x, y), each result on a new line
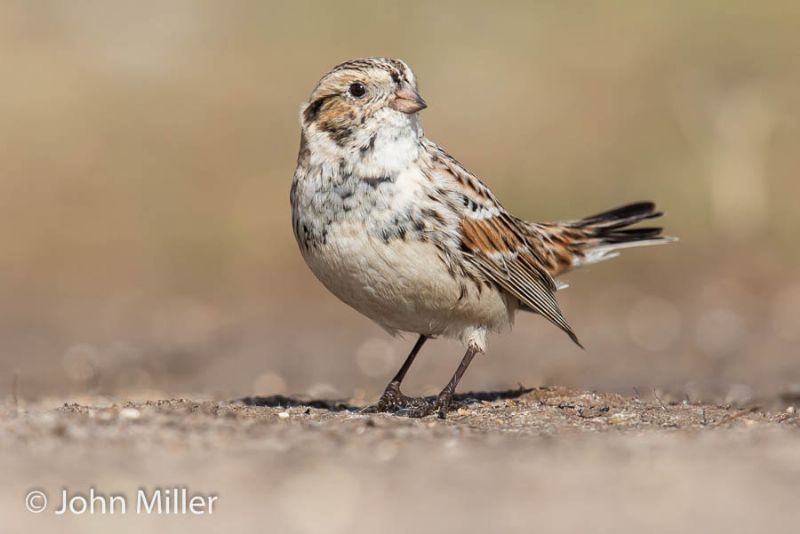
top-left (299, 57), bottom-right (426, 150)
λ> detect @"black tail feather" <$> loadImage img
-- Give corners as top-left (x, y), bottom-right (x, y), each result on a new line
top-left (600, 226), bottom-right (664, 243)
top-left (580, 201), bottom-right (662, 230)
top-left (576, 201), bottom-right (668, 246)
top-left (542, 201), bottom-right (674, 277)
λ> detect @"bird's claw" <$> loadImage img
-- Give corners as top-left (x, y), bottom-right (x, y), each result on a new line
top-left (361, 382), bottom-right (457, 418)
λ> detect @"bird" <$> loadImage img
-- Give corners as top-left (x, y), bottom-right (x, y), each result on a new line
top-left (290, 57), bottom-right (674, 418)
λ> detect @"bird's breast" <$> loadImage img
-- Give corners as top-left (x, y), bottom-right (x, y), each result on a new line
top-left (290, 165), bottom-right (512, 336)
top-left (291, 163), bottom-right (434, 251)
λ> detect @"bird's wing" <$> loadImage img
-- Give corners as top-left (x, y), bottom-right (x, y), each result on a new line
top-left (422, 140), bottom-right (581, 347)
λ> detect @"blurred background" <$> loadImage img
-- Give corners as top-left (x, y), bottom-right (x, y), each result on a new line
top-left (2, 0), bottom-right (799, 405)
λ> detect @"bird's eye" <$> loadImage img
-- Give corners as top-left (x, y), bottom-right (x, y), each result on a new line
top-left (348, 82), bottom-right (367, 98)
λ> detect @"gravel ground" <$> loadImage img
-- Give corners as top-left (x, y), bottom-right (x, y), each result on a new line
top-left (3, 387), bottom-right (800, 534)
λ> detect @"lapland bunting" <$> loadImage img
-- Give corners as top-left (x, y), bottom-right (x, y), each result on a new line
top-left (290, 57), bottom-right (673, 418)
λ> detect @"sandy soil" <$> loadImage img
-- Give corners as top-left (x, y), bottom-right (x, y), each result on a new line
top-left (3, 386), bottom-right (799, 534)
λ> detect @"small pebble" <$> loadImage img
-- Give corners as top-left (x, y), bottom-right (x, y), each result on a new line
top-left (608, 412), bottom-right (635, 425)
top-left (119, 408), bottom-right (141, 420)
top-left (786, 406), bottom-right (796, 415)
top-left (278, 412), bottom-right (290, 419)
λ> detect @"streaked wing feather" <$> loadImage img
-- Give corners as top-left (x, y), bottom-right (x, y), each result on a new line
top-left (424, 140), bottom-right (581, 347)
top-left (462, 221), bottom-right (581, 347)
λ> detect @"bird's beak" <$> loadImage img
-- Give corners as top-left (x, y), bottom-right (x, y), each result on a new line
top-left (390, 84), bottom-right (427, 114)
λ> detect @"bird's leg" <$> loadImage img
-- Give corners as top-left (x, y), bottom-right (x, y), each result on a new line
top-left (362, 335), bottom-right (428, 413)
top-left (433, 345), bottom-right (480, 419)
top-left (395, 344), bottom-right (481, 418)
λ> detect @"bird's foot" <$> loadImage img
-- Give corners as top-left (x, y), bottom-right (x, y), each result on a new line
top-left (435, 390), bottom-right (455, 419)
top-left (361, 383), bottom-right (459, 419)
top-left (361, 382), bottom-right (420, 413)
top-left (361, 382), bottom-right (437, 416)
top-left (399, 392), bottom-right (456, 419)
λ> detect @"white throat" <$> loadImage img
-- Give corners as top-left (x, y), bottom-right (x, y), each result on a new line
top-left (304, 108), bottom-right (423, 179)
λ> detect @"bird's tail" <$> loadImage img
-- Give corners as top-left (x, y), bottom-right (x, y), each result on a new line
top-left (535, 201), bottom-right (675, 277)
